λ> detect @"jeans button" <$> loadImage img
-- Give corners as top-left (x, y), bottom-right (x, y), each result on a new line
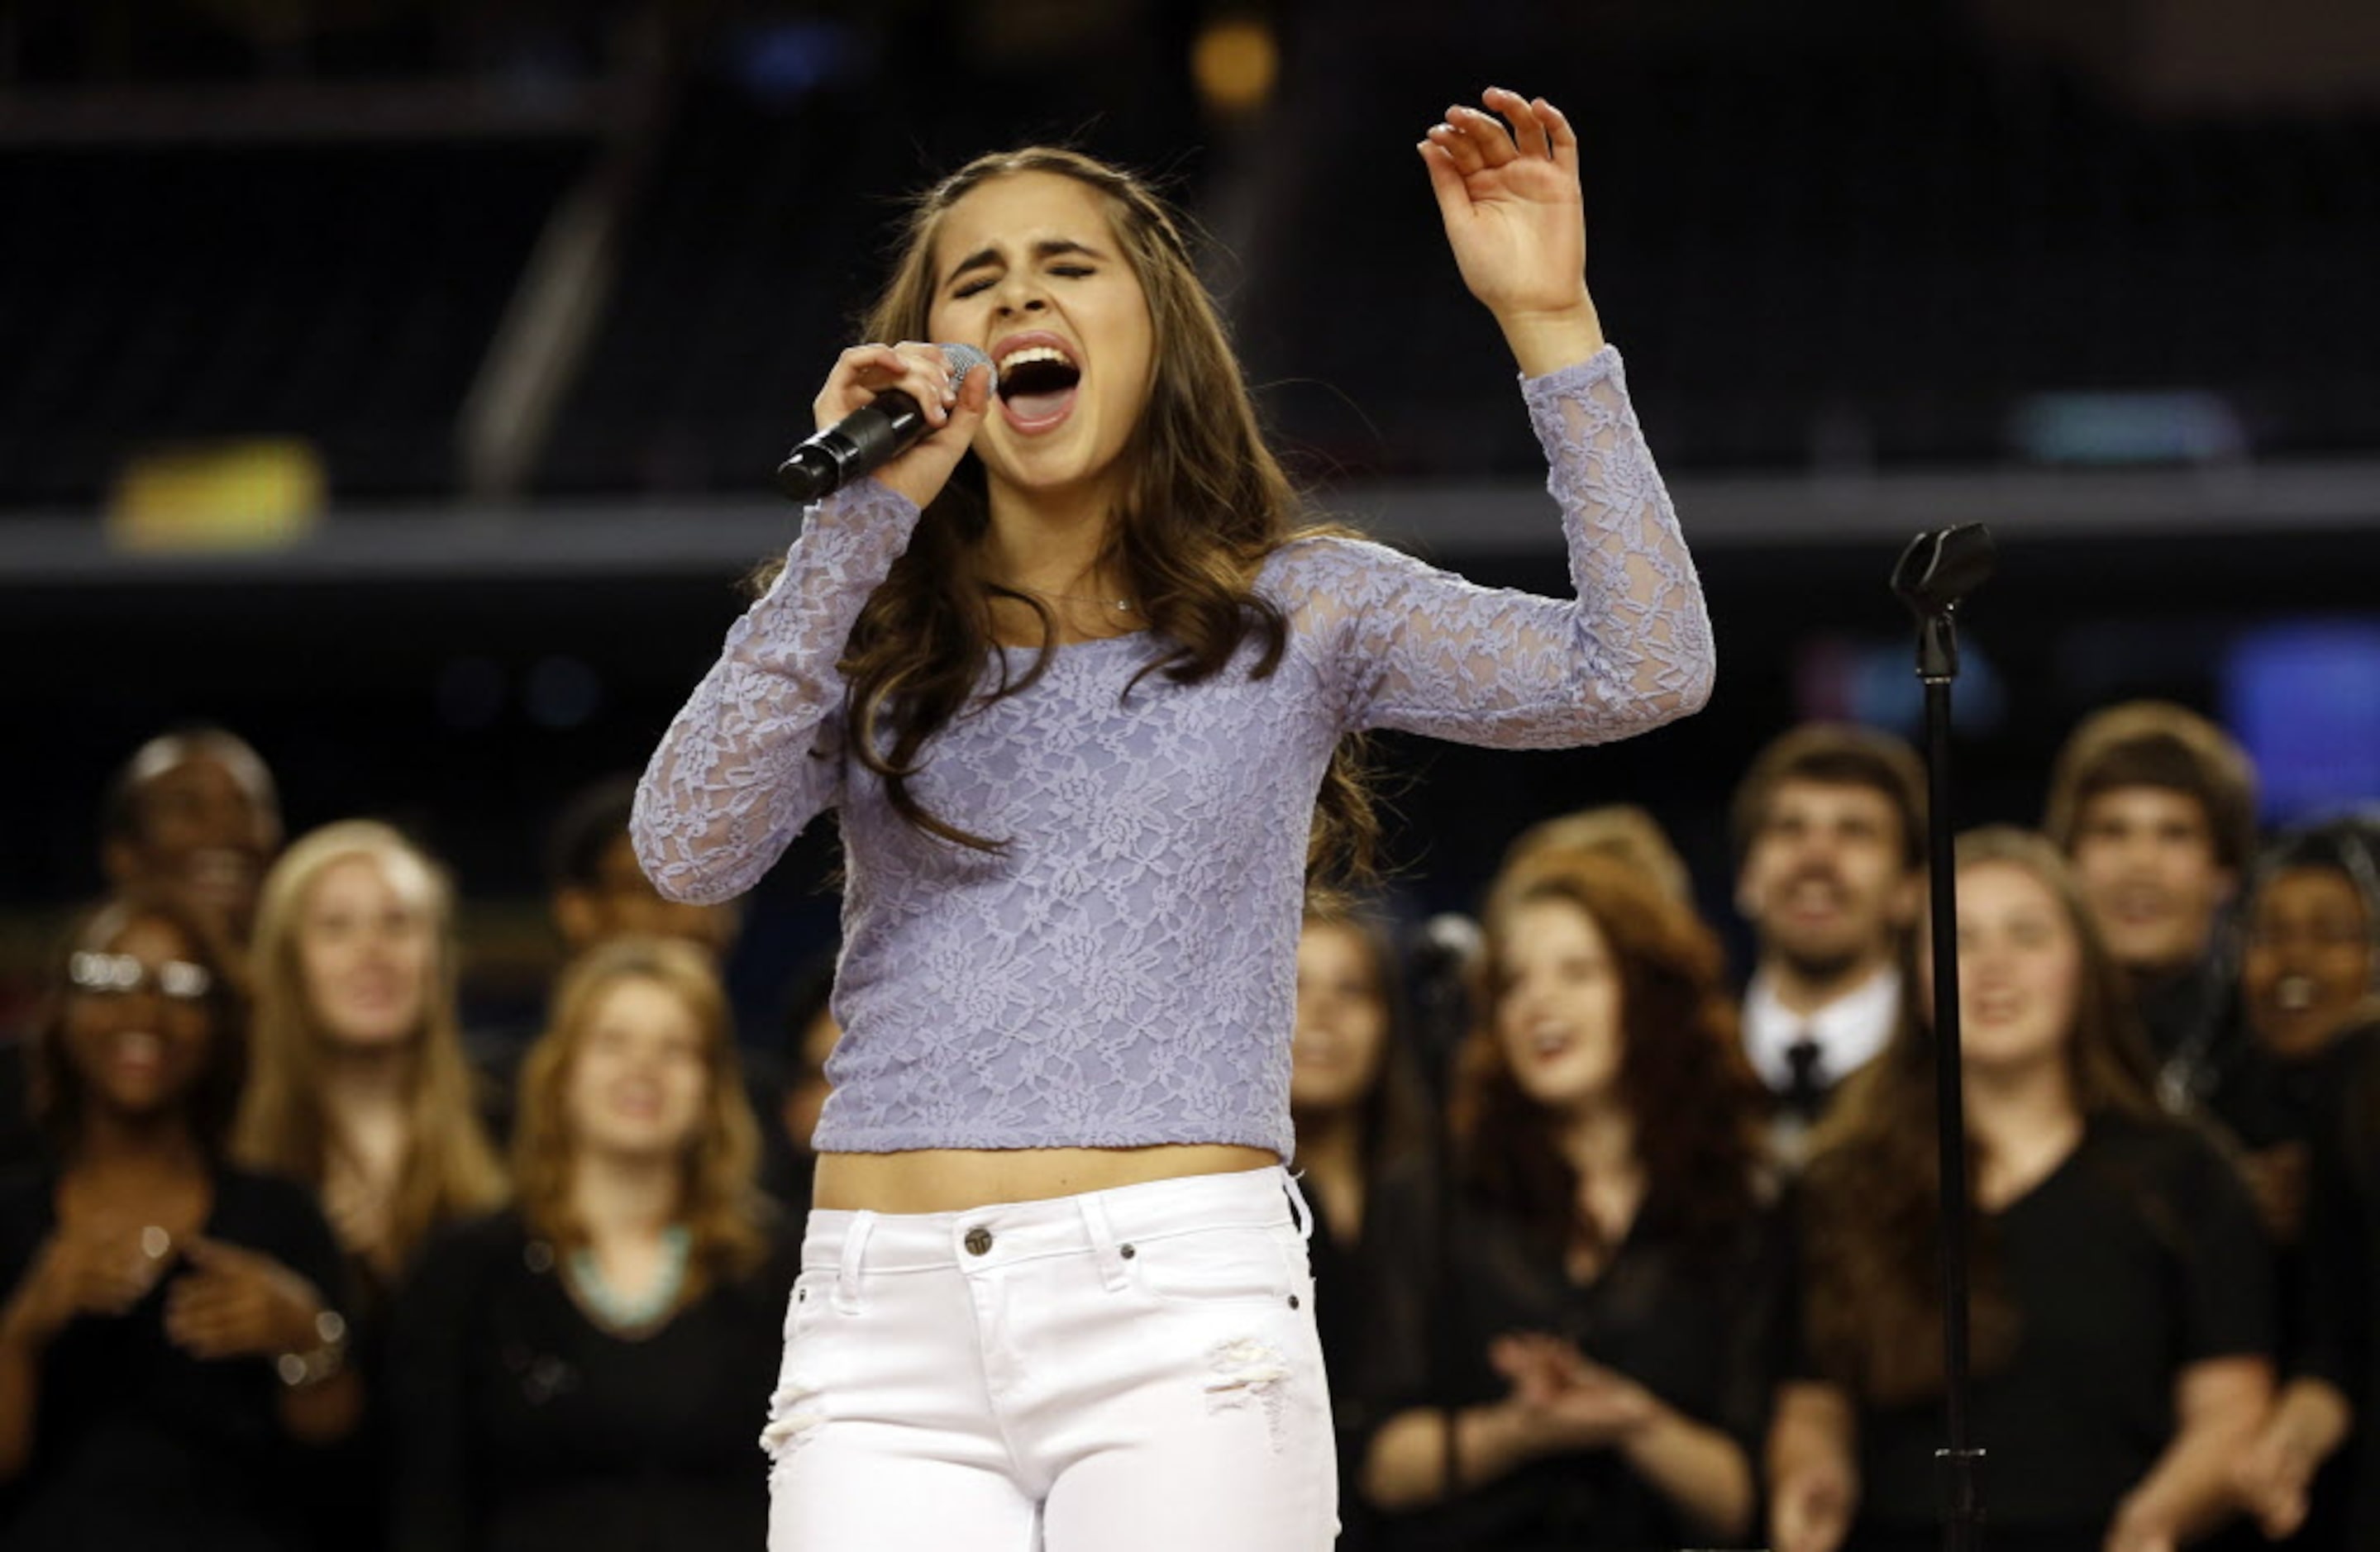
top-left (965, 1226), bottom-right (993, 1256)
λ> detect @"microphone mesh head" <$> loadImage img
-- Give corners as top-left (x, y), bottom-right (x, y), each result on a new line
top-left (942, 342), bottom-right (995, 392)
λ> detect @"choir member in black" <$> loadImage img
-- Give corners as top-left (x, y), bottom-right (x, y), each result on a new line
top-left (2044, 702), bottom-right (2259, 1108)
top-left (238, 820), bottom-right (508, 1316)
top-left (1290, 903), bottom-right (1434, 1552)
top-left (98, 726), bottom-right (285, 950)
top-left (389, 935), bottom-right (799, 1552)
top-left (3, 726), bottom-right (284, 1175)
top-left (0, 893), bottom-right (359, 1550)
top-left (1730, 725), bottom-right (1928, 1145)
top-left (237, 821), bottom-right (513, 1551)
top-left (2237, 1029), bottom-right (2380, 1550)
top-left (542, 777), bottom-right (805, 1202)
top-left (1770, 827), bottom-right (2276, 1552)
top-left (546, 778), bottom-right (742, 965)
top-left (1359, 852), bottom-right (1780, 1550)
top-left (2212, 819), bottom-right (2380, 1247)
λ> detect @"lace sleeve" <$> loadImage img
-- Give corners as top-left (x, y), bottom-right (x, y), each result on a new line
top-left (1306, 345), bottom-right (1714, 746)
top-left (631, 479), bottom-right (921, 903)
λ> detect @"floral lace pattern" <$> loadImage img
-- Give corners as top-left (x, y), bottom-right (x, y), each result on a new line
top-left (633, 346), bottom-right (1711, 1159)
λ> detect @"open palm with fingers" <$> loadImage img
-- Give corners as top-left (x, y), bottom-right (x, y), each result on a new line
top-left (1419, 86), bottom-right (1590, 321)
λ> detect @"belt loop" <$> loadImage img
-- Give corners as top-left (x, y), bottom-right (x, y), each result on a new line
top-left (1281, 1168), bottom-right (1315, 1242)
top-left (1077, 1189), bottom-right (1132, 1293)
top-left (836, 1211), bottom-right (876, 1313)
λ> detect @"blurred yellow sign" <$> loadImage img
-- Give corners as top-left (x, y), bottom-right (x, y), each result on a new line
top-left (107, 440), bottom-right (325, 553)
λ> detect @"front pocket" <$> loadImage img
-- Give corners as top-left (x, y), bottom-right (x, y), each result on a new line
top-left (781, 1268), bottom-right (834, 1340)
top-left (1126, 1222), bottom-right (1305, 1306)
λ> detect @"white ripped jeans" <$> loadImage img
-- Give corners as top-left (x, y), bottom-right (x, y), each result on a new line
top-left (761, 1165), bottom-right (1339, 1551)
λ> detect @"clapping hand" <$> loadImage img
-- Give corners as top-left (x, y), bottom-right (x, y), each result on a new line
top-left (2233, 1415), bottom-right (2323, 1541)
top-left (161, 1238), bottom-right (325, 1362)
top-left (1489, 1330), bottom-right (1657, 1454)
top-left (0, 1221), bottom-right (173, 1348)
top-left (1771, 1459), bottom-right (1856, 1552)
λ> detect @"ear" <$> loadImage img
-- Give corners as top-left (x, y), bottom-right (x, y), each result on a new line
top-left (552, 888), bottom-right (601, 953)
top-left (1887, 870), bottom-right (1924, 929)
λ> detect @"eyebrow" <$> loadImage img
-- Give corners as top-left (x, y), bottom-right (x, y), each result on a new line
top-left (943, 237), bottom-right (1105, 288)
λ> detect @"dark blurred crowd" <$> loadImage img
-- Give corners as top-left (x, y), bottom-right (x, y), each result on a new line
top-left (2, 702), bottom-right (2374, 1552)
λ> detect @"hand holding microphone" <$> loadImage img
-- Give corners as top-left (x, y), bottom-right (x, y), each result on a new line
top-left (780, 341), bottom-right (996, 511)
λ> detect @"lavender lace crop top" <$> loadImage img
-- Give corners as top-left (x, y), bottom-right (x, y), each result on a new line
top-left (632, 346), bottom-right (1713, 1160)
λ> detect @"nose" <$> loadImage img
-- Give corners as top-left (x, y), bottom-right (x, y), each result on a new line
top-left (991, 271), bottom-right (1047, 317)
top-left (120, 980), bottom-right (168, 1012)
top-left (1961, 932), bottom-right (2015, 982)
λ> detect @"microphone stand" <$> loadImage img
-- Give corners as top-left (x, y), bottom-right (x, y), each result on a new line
top-left (1890, 524), bottom-right (1997, 1552)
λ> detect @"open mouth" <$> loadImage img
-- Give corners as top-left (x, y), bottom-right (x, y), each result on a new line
top-left (1524, 1027), bottom-right (1576, 1061)
top-left (110, 1030), bottom-right (165, 1079)
top-left (2273, 974), bottom-right (2319, 1012)
top-left (996, 343), bottom-right (1081, 431)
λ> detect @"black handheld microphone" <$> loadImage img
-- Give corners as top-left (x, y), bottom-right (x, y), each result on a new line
top-left (775, 344), bottom-right (995, 503)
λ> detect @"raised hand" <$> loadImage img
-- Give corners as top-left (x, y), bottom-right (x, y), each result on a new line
top-left (1418, 86), bottom-right (1604, 374)
top-left (162, 1238), bottom-right (327, 1363)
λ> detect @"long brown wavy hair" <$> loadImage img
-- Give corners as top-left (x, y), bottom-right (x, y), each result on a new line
top-left (511, 937), bottom-right (770, 1301)
top-left (822, 145), bottom-right (1375, 882)
top-left (1455, 852), bottom-right (1768, 1264)
top-left (236, 821), bottom-right (508, 1278)
top-left (1798, 826), bottom-right (2160, 1406)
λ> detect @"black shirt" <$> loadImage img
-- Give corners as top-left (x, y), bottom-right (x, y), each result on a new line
top-left (389, 1207), bottom-right (799, 1552)
top-left (2295, 1035), bottom-right (2380, 1550)
top-left (0, 1163), bottom-right (351, 1552)
top-left (1809, 1112), bottom-right (2275, 1542)
top-left (2139, 957), bottom-right (2248, 1111)
top-left (1304, 1159), bottom-right (1428, 1552)
top-left (1357, 1170), bottom-right (1783, 1552)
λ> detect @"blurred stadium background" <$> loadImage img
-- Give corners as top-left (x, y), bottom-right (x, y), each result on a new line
top-left (4, 0), bottom-right (2378, 1035)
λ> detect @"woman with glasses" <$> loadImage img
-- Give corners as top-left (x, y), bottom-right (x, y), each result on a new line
top-left (0, 893), bottom-right (358, 1550)
top-left (2211, 818), bottom-right (2380, 1245)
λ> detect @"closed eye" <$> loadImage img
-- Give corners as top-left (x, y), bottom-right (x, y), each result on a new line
top-left (953, 263), bottom-right (1092, 299)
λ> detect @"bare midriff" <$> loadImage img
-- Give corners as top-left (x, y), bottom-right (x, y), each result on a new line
top-left (811, 1143), bottom-right (1279, 1215)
